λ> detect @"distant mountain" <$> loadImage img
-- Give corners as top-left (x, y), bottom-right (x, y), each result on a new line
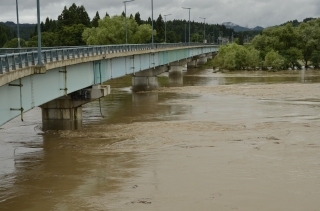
top-left (0, 21), bottom-right (35, 28)
top-left (222, 22), bottom-right (264, 32)
top-left (0, 21), bottom-right (35, 41)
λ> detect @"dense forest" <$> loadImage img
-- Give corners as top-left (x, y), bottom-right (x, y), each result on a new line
top-left (213, 18), bottom-right (320, 70)
top-left (0, 3), bottom-right (241, 48)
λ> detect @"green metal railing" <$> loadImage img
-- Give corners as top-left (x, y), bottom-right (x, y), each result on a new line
top-left (0, 43), bottom-right (217, 74)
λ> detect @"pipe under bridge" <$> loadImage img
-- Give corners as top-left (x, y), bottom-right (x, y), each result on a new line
top-left (0, 43), bottom-right (218, 130)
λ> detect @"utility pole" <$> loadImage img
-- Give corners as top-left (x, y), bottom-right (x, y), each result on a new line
top-left (16, 0), bottom-right (20, 48)
top-left (123, 0), bottom-right (134, 44)
top-left (151, 0), bottom-right (154, 49)
top-left (37, 0), bottom-right (42, 65)
top-left (164, 14), bottom-right (171, 43)
top-left (199, 17), bottom-right (206, 42)
top-left (182, 7), bottom-right (191, 44)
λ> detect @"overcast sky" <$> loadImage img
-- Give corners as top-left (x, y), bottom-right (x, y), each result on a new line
top-left (0, 0), bottom-right (319, 28)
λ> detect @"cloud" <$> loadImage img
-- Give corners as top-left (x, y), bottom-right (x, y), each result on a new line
top-left (0, 0), bottom-right (319, 27)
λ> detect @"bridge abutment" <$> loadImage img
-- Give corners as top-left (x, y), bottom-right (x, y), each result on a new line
top-left (40, 85), bottom-right (110, 130)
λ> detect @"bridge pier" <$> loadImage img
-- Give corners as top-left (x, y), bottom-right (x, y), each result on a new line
top-left (132, 76), bottom-right (158, 92)
top-left (40, 85), bottom-right (110, 130)
top-left (132, 65), bottom-right (168, 92)
top-left (187, 60), bottom-right (198, 68)
top-left (197, 55), bottom-right (208, 65)
top-left (168, 60), bottom-right (188, 76)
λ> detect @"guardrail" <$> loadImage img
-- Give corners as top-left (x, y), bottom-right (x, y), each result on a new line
top-left (0, 43), bottom-right (216, 74)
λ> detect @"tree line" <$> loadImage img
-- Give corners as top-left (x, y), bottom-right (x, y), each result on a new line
top-left (213, 18), bottom-right (320, 70)
top-left (1, 3), bottom-right (239, 48)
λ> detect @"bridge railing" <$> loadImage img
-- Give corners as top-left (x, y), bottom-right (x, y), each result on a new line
top-left (0, 43), bottom-right (215, 74)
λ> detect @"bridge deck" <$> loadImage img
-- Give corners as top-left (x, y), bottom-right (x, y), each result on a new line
top-left (0, 43), bottom-right (219, 126)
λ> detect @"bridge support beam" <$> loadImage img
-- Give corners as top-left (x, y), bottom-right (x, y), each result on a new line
top-left (40, 85), bottom-right (110, 130)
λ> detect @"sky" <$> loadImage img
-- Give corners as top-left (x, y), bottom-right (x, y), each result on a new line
top-left (0, 0), bottom-right (319, 28)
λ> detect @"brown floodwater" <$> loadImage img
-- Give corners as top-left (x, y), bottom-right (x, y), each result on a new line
top-left (1, 68), bottom-right (320, 211)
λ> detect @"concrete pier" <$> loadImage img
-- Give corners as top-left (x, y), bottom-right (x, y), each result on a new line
top-left (187, 60), bottom-right (198, 68)
top-left (132, 66), bottom-right (168, 92)
top-left (168, 60), bottom-right (187, 76)
top-left (40, 85), bottom-right (110, 130)
top-left (132, 76), bottom-right (158, 92)
top-left (197, 56), bottom-right (208, 65)
top-left (169, 65), bottom-right (184, 76)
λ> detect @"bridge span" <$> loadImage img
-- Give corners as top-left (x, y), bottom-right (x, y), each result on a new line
top-left (0, 43), bottom-right (218, 129)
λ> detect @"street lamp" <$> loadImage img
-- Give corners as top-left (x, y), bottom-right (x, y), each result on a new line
top-left (16, 0), bottom-right (20, 48)
top-left (123, 0), bottom-right (134, 44)
top-left (151, 0), bottom-right (154, 49)
top-left (182, 7), bottom-right (191, 44)
top-left (199, 17), bottom-right (206, 42)
top-left (164, 14), bottom-right (171, 43)
top-left (37, 0), bottom-right (42, 65)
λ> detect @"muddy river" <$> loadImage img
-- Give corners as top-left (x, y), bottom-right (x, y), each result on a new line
top-left (1, 68), bottom-right (320, 211)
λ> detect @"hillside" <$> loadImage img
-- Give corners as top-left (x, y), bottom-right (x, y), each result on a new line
top-left (0, 21), bottom-right (35, 41)
top-left (222, 22), bottom-right (264, 32)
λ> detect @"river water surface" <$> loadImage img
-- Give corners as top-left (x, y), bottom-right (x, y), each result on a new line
top-left (1, 68), bottom-right (320, 211)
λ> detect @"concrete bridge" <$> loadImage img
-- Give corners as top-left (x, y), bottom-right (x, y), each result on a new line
top-left (0, 43), bottom-right (218, 130)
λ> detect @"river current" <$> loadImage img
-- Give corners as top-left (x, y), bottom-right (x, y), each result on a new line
top-left (1, 68), bottom-right (320, 210)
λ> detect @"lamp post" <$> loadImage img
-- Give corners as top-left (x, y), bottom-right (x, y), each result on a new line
top-left (199, 17), bottom-right (206, 42)
top-left (16, 0), bottom-right (20, 48)
top-left (164, 14), bottom-right (171, 43)
top-left (37, 0), bottom-right (42, 65)
top-left (123, 0), bottom-right (134, 44)
top-left (151, 0), bottom-right (154, 49)
top-left (182, 7), bottom-right (191, 44)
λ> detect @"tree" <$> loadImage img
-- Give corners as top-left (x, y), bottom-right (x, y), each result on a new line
top-left (60, 24), bottom-right (87, 46)
top-left (264, 50), bottom-right (285, 70)
top-left (91, 11), bottom-right (101, 27)
top-left (28, 32), bottom-right (61, 47)
top-left (213, 43), bottom-right (260, 70)
top-left (246, 47), bottom-right (261, 69)
top-left (311, 51), bottom-right (320, 68)
top-left (77, 5), bottom-right (91, 27)
top-left (154, 14), bottom-right (164, 43)
top-left (3, 38), bottom-right (27, 48)
top-left (166, 31), bottom-right (180, 43)
top-left (0, 24), bottom-right (12, 47)
top-left (82, 15), bottom-right (155, 45)
top-left (57, 3), bottom-right (91, 28)
top-left (297, 20), bottom-right (320, 67)
top-left (134, 12), bottom-right (142, 25)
